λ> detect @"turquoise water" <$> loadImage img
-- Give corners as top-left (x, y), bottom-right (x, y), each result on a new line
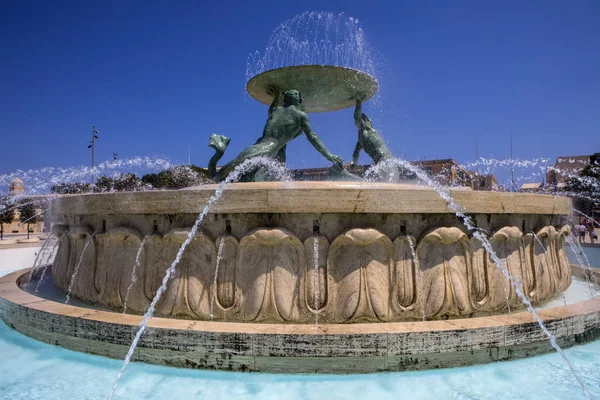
top-left (2, 269), bottom-right (600, 399)
top-left (0, 318), bottom-right (599, 399)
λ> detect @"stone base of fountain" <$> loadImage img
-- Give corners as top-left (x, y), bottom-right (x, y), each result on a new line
top-left (0, 265), bottom-right (599, 373)
top-left (0, 181), bottom-right (594, 373)
top-left (45, 182), bottom-right (573, 323)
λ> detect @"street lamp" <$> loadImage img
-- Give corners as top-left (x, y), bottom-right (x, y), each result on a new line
top-left (88, 125), bottom-right (99, 184)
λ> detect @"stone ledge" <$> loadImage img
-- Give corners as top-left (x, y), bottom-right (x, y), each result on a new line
top-left (50, 182), bottom-right (572, 216)
top-left (1, 266), bottom-right (599, 373)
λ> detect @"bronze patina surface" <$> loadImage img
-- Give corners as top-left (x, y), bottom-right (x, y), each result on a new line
top-left (246, 65), bottom-right (379, 113)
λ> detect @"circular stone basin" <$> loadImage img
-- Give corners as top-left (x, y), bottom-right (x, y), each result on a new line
top-left (0, 266), bottom-right (599, 373)
top-left (45, 182), bottom-right (574, 324)
top-left (246, 65), bottom-right (378, 112)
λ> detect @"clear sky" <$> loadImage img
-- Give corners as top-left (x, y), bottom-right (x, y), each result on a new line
top-left (1, 0), bottom-right (599, 184)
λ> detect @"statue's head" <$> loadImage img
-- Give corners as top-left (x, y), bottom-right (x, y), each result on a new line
top-left (283, 89), bottom-right (302, 107)
top-left (356, 113), bottom-right (373, 129)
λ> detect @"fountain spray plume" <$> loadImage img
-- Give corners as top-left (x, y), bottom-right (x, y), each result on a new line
top-left (210, 237), bottom-right (226, 321)
top-left (574, 209), bottom-right (600, 227)
top-left (35, 232), bottom-right (66, 294)
top-left (562, 232), bottom-right (596, 297)
top-left (0, 156), bottom-right (174, 197)
top-left (246, 11), bottom-right (380, 82)
top-left (366, 158), bottom-right (593, 399)
top-left (405, 235), bottom-right (425, 321)
top-left (123, 237), bottom-right (148, 314)
top-left (108, 156), bottom-right (290, 400)
top-left (570, 234), bottom-right (600, 292)
top-left (26, 234), bottom-right (55, 284)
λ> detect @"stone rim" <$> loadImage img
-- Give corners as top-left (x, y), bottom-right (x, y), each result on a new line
top-left (49, 182), bottom-right (572, 216)
top-left (246, 65), bottom-right (378, 113)
top-left (1, 266), bottom-right (599, 373)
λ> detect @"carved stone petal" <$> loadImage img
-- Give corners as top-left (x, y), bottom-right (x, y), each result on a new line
top-left (417, 227), bottom-right (471, 319)
top-left (469, 238), bottom-right (488, 307)
top-left (143, 234), bottom-right (167, 304)
top-left (237, 229), bottom-right (305, 322)
top-left (329, 229), bottom-right (393, 322)
top-left (528, 227), bottom-right (558, 302)
top-left (67, 227), bottom-right (97, 303)
top-left (94, 227), bottom-right (142, 309)
top-left (51, 225), bottom-right (80, 293)
top-left (488, 227), bottom-right (525, 310)
top-left (151, 231), bottom-right (189, 316)
top-left (272, 239), bottom-right (305, 321)
top-left (184, 234), bottom-right (216, 318)
top-left (238, 239), bottom-right (268, 321)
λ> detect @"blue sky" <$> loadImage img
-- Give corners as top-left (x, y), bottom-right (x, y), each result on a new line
top-left (1, 0), bottom-right (599, 184)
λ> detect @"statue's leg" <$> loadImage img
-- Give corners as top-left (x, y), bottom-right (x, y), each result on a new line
top-left (215, 144), bottom-right (276, 181)
top-left (276, 145), bottom-right (287, 164)
top-left (208, 134), bottom-right (231, 178)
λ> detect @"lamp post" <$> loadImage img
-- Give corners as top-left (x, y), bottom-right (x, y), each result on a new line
top-left (88, 125), bottom-right (99, 184)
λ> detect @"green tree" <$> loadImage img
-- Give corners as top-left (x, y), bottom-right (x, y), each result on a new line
top-left (142, 166), bottom-right (208, 190)
top-left (0, 199), bottom-right (15, 240)
top-left (18, 199), bottom-right (38, 239)
top-left (564, 163), bottom-right (600, 216)
top-left (51, 182), bottom-right (95, 194)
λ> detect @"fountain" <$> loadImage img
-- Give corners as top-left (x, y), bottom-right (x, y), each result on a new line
top-left (0, 11), bottom-right (598, 399)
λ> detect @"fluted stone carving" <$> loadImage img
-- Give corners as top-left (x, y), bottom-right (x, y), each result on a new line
top-left (153, 231), bottom-right (216, 318)
top-left (417, 227), bottom-right (471, 319)
top-left (95, 227), bottom-right (143, 308)
top-left (488, 227), bottom-right (528, 310)
top-left (236, 228), bottom-right (306, 322)
top-left (55, 223), bottom-right (572, 323)
top-left (52, 226), bottom-right (96, 298)
top-left (329, 229), bottom-right (394, 322)
top-left (528, 228), bottom-right (558, 302)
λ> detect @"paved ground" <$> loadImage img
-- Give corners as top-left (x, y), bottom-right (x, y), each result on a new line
top-left (0, 236), bottom-right (56, 272)
top-left (0, 247), bottom-right (41, 272)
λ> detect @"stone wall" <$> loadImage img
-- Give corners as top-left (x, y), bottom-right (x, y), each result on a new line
top-left (51, 221), bottom-right (572, 323)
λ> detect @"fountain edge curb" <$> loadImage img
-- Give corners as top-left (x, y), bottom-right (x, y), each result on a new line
top-left (0, 266), bottom-right (599, 373)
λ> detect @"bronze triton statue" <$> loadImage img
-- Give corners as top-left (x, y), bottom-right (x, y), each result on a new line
top-left (350, 93), bottom-right (393, 167)
top-left (208, 88), bottom-right (343, 181)
top-left (350, 93), bottom-right (415, 181)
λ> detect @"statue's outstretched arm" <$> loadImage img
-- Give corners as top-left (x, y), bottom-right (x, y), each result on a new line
top-left (352, 141), bottom-right (362, 166)
top-left (300, 114), bottom-right (343, 168)
top-left (354, 98), bottom-right (362, 123)
top-left (267, 87), bottom-right (280, 116)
